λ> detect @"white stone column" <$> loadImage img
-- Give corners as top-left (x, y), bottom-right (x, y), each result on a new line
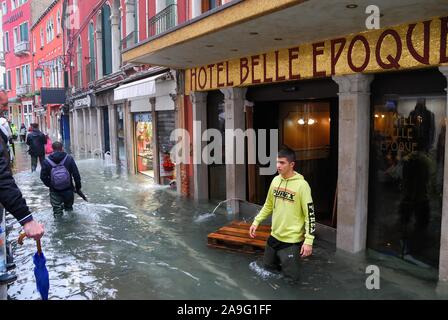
top-left (72, 110), bottom-right (78, 155)
top-left (108, 104), bottom-right (119, 164)
top-left (82, 108), bottom-right (88, 154)
top-left (332, 74), bottom-right (374, 254)
top-left (96, 107), bottom-right (104, 156)
top-left (88, 108), bottom-right (94, 154)
top-left (110, 12), bottom-right (121, 74)
top-left (190, 91), bottom-right (208, 201)
top-left (69, 111), bottom-right (74, 154)
top-left (220, 87), bottom-right (247, 215)
top-left (438, 66), bottom-right (448, 282)
top-left (125, 0), bottom-right (135, 47)
top-left (95, 29), bottom-right (103, 79)
top-left (191, 0), bottom-right (202, 18)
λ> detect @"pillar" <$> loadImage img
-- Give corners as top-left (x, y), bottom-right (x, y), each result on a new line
top-left (438, 66), bottom-right (448, 282)
top-left (82, 108), bottom-right (88, 154)
top-left (95, 29), bottom-right (103, 79)
top-left (190, 91), bottom-right (208, 201)
top-left (220, 88), bottom-right (247, 214)
top-left (332, 74), bottom-right (374, 254)
top-left (96, 107), bottom-right (104, 156)
top-left (108, 104), bottom-right (118, 164)
top-left (110, 12), bottom-right (121, 74)
top-left (125, 0), bottom-right (135, 47)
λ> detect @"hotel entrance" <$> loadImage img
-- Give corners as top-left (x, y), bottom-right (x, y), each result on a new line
top-left (248, 80), bottom-right (339, 227)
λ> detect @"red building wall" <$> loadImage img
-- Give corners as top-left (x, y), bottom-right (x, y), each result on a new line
top-left (32, 0), bottom-right (64, 130)
top-left (3, 1), bottom-right (32, 101)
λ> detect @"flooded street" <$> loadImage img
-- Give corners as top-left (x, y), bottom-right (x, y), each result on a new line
top-left (6, 143), bottom-right (448, 300)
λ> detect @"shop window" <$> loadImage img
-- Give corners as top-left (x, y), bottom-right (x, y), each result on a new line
top-left (369, 73), bottom-right (446, 269)
top-left (134, 113), bottom-right (154, 177)
top-left (157, 111), bottom-right (176, 185)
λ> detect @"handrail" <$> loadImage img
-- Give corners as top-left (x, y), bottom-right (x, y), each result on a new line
top-left (148, 4), bottom-right (177, 37)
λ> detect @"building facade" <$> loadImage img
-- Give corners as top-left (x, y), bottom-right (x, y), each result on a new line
top-left (31, 0), bottom-right (66, 142)
top-left (1, 0), bottom-right (54, 129)
top-left (64, 0), bottom-right (183, 186)
top-left (123, 0), bottom-right (448, 282)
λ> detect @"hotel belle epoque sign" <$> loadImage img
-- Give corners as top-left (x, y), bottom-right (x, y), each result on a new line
top-left (186, 16), bottom-right (448, 94)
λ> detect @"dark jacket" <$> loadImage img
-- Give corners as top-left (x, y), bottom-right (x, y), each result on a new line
top-left (26, 129), bottom-right (46, 157)
top-left (40, 151), bottom-right (82, 192)
top-left (0, 130), bottom-right (33, 225)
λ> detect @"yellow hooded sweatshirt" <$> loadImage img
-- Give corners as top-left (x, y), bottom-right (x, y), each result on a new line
top-left (252, 172), bottom-right (315, 246)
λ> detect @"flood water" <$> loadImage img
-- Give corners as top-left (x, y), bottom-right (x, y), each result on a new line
top-left (6, 143), bottom-right (448, 299)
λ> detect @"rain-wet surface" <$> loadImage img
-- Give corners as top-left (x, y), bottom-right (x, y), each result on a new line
top-left (6, 143), bottom-right (448, 299)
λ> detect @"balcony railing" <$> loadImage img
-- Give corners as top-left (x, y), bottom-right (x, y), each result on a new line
top-left (16, 84), bottom-right (32, 96)
top-left (14, 41), bottom-right (30, 56)
top-left (120, 31), bottom-right (138, 51)
top-left (74, 71), bottom-right (82, 89)
top-left (148, 4), bottom-right (177, 37)
top-left (86, 60), bottom-right (95, 84)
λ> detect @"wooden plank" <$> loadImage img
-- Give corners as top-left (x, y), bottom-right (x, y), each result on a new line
top-left (207, 232), bottom-right (266, 247)
top-left (207, 242), bottom-right (265, 255)
top-left (228, 221), bottom-right (272, 232)
top-left (218, 226), bottom-right (270, 240)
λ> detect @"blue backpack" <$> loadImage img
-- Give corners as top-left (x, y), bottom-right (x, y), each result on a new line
top-left (46, 155), bottom-right (72, 190)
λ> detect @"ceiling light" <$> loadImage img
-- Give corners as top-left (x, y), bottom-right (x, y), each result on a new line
top-left (249, 32), bottom-right (259, 35)
top-left (308, 119), bottom-right (316, 125)
top-left (346, 4), bottom-right (358, 9)
top-left (298, 119), bottom-right (305, 125)
top-left (206, 44), bottom-right (214, 48)
top-left (230, 49), bottom-right (238, 52)
top-left (375, 114), bottom-right (379, 118)
top-left (274, 38), bottom-right (283, 41)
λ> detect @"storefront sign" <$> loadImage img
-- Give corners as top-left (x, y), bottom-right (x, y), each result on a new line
top-left (186, 16), bottom-right (448, 94)
top-left (73, 95), bottom-right (91, 108)
top-left (134, 113), bottom-right (152, 123)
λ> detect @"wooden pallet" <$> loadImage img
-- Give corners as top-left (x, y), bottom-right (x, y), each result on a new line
top-left (207, 221), bottom-right (271, 254)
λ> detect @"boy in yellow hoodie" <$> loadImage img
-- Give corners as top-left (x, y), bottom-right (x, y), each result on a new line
top-left (250, 147), bottom-right (315, 280)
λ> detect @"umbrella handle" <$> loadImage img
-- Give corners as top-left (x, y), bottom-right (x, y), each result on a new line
top-left (18, 233), bottom-right (42, 255)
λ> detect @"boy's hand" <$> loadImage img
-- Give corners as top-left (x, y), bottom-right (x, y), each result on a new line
top-left (300, 244), bottom-right (313, 258)
top-left (249, 225), bottom-right (257, 238)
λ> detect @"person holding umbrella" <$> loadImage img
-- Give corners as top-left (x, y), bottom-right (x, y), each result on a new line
top-left (0, 120), bottom-right (45, 253)
top-left (40, 141), bottom-right (84, 216)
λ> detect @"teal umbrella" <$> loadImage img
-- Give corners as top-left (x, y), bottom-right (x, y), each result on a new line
top-left (18, 234), bottom-right (49, 300)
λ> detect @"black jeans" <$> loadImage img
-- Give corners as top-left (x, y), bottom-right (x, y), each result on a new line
top-left (50, 190), bottom-right (74, 215)
top-left (31, 155), bottom-right (45, 172)
top-left (263, 241), bottom-right (303, 281)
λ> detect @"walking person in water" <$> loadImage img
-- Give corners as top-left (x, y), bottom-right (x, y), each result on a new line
top-left (40, 141), bottom-right (82, 216)
top-left (26, 123), bottom-right (47, 172)
top-left (249, 147), bottom-right (315, 281)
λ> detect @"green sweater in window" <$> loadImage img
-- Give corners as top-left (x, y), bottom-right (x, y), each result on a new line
top-left (252, 172), bottom-right (315, 246)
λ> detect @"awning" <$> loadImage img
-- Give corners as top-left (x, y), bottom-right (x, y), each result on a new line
top-left (114, 75), bottom-right (159, 101)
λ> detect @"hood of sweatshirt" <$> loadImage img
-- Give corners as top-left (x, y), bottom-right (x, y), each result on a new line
top-left (49, 151), bottom-right (68, 163)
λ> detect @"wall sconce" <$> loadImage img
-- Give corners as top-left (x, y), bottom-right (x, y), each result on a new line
top-left (35, 66), bottom-right (44, 78)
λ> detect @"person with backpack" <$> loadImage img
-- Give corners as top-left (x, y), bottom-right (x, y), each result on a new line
top-left (40, 141), bottom-right (82, 215)
top-left (26, 123), bottom-right (47, 172)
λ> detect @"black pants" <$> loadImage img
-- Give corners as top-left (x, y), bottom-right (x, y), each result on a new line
top-left (31, 155), bottom-right (45, 172)
top-left (20, 135), bottom-right (26, 143)
top-left (263, 241), bottom-right (302, 281)
top-left (50, 190), bottom-right (74, 215)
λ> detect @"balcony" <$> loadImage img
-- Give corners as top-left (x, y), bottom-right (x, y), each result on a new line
top-left (16, 84), bottom-right (32, 96)
top-left (74, 71), bottom-right (82, 89)
top-left (86, 61), bottom-right (96, 84)
top-left (14, 41), bottom-right (30, 56)
top-left (120, 31), bottom-right (138, 51)
top-left (148, 4), bottom-right (177, 37)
